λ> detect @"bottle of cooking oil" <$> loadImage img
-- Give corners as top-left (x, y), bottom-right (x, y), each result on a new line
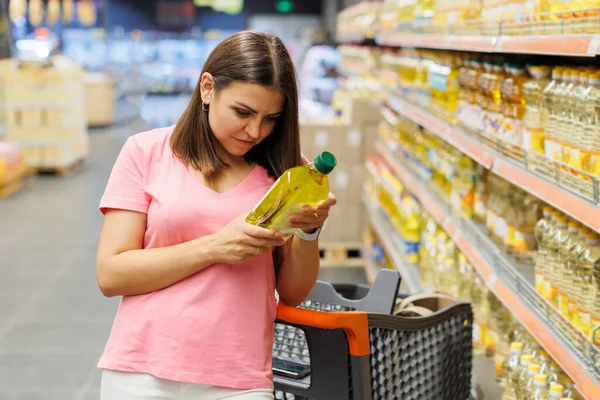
top-left (530, 374), bottom-right (549, 399)
top-left (568, 71), bottom-right (591, 176)
top-left (543, 211), bottom-right (562, 300)
top-left (547, 360), bottom-right (568, 387)
top-left (458, 58), bottom-right (472, 128)
top-left (494, 305), bottom-right (514, 387)
top-left (450, 153), bottom-right (475, 218)
top-left (501, 342), bottom-right (524, 400)
top-left (547, 383), bottom-right (565, 400)
top-left (473, 165), bottom-right (488, 224)
top-left (439, 257), bottom-right (460, 298)
top-left (472, 274), bottom-right (491, 355)
top-left (514, 355), bottom-right (535, 398)
top-left (556, 69), bottom-right (577, 169)
top-left (591, 249), bottom-right (600, 348)
top-left (535, 206), bottom-right (554, 294)
top-left (504, 189), bottom-right (521, 256)
top-left (458, 253), bottom-right (475, 300)
top-left (469, 58), bottom-right (485, 132)
top-left (579, 71), bottom-right (600, 182)
top-left (501, 63), bottom-right (527, 147)
top-left (566, 226), bottom-right (589, 322)
top-left (486, 60), bottom-right (505, 140)
top-left (246, 151), bottom-right (336, 239)
top-left (537, 349), bottom-right (552, 375)
top-left (557, 221), bottom-right (581, 318)
top-left (486, 292), bottom-right (506, 358)
top-left (562, 380), bottom-right (584, 400)
top-left (547, 215), bottom-right (570, 306)
top-left (523, 65), bottom-right (552, 154)
top-left (574, 232), bottom-right (600, 337)
top-left (515, 193), bottom-right (542, 265)
top-left (521, 363), bottom-right (542, 398)
top-left (544, 67), bottom-right (566, 163)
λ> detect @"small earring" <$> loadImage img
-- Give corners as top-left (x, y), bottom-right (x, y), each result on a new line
top-left (202, 101), bottom-right (209, 112)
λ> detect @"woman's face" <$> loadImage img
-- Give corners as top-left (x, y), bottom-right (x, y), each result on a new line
top-left (201, 74), bottom-right (285, 159)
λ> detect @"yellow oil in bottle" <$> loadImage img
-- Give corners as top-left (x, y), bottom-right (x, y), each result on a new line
top-left (486, 60), bottom-right (505, 140)
top-left (513, 354), bottom-right (534, 398)
top-left (246, 152), bottom-right (336, 238)
top-left (473, 165), bottom-right (488, 224)
top-left (566, 227), bottom-right (590, 323)
top-left (590, 244), bottom-right (600, 349)
top-left (557, 69), bottom-right (577, 169)
top-left (546, 360), bottom-right (569, 387)
top-left (514, 193), bottom-right (541, 264)
top-left (523, 65), bottom-right (552, 154)
top-left (544, 67), bottom-right (566, 163)
top-left (494, 304), bottom-right (514, 386)
top-left (530, 374), bottom-right (549, 399)
top-left (472, 274), bottom-right (491, 356)
top-left (521, 363), bottom-right (542, 398)
top-left (535, 206), bottom-right (554, 294)
top-left (574, 232), bottom-right (600, 338)
top-left (450, 153), bottom-right (476, 218)
top-left (537, 349), bottom-right (552, 375)
top-left (478, 59), bottom-right (493, 134)
top-left (557, 221), bottom-right (581, 317)
top-left (579, 72), bottom-right (600, 182)
top-left (543, 211), bottom-right (562, 300)
top-left (500, 341), bottom-right (524, 399)
top-left (547, 215), bottom-right (569, 306)
top-left (567, 71), bottom-right (590, 176)
top-left (504, 189), bottom-right (522, 257)
top-left (501, 63), bottom-right (527, 147)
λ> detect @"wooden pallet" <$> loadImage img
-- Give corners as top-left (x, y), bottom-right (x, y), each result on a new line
top-left (30, 158), bottom-right (85, 176)
top-left (319, 241), bottom-right (363, 268)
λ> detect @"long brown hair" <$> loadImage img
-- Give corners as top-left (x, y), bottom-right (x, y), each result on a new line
top-left (170, 30), bottom-right (301, 179)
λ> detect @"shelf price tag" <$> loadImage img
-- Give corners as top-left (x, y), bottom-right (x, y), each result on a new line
top-left (587, 35), bottom-right (600, 55)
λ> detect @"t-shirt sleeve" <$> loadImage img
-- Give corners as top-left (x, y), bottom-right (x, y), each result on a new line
top-left (99, 137), bottom-right (149, 215)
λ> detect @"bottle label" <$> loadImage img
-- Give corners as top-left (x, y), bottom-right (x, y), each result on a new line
top-left (502, 117), bottom-right (522, 146)
top-left (494, 351), bottom-right (508, 377)
top-left (523, 127), bottom-right (545, 154)
top-left (544, 138), bottom-right (554, 160)
top-left (558, 292), bottom-right (569, 317)
top-left (550, 284), bottom-right (560, 306)
top-left (568, 300), bottom-right (577, 322)
top-left (543, 279), bottom-right (552, 300)
top-left (506, 224), bottom-right (515, 248)
top-left (474, 193), bottom-right (486, 220)
top-left (591, 317), bottom-right (600, 345)
top-left (579, 309), bottom-right (591, 336)
top-left (535, 271), bottom-right (544, 294)
top-left (569, 147), bottom-right (581, 171)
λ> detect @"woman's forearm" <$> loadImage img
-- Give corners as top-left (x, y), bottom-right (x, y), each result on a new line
top-left (97, 235), bottom-right (218, 298)
top-left (276, 236), bottom-right (320, 306)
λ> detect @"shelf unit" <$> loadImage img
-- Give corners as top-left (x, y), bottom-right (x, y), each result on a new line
top-left (386, 94), bottom-right (600, 233)
top-left (375, 139), bottom-right (600, 399)
top-left (376, 32), bottom-right (600, 57)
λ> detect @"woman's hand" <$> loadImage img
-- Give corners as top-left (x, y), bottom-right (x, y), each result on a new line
top-left (289, 192), bottom-right (337, 233)
top-left (212, 215), bottom-right (286, 264)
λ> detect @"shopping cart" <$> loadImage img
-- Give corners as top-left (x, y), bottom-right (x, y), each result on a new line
top-left (272, 269), bottom-right (473, 400)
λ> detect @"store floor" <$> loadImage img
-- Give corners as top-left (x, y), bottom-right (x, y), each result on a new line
top-left (0, 119), bottom-right (368, 399)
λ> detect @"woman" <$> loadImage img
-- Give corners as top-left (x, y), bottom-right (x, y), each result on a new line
top-left (96, 30), bottom-right (336, 399)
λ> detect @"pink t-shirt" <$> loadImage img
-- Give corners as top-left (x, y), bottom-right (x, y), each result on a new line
top-left (97, 126), bottom-right (279, 389)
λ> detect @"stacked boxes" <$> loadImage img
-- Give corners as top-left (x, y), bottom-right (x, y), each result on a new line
top-left (0, 56), bottom-right (88, 170)
top-left (0, 141), bottom-right (27, 198)
top-left (300, 94), bottom-right (381, 243)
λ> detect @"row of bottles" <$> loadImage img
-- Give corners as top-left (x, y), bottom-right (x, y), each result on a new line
top-left (534, 206), bottom-right (600, 342)
top-left (380, 48), bottom-right (600, 182)
top-left (418, 208), bottom-right (584, 399)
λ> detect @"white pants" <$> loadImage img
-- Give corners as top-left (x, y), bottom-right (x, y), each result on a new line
top-left (101, 369), bottom-right (275, 400)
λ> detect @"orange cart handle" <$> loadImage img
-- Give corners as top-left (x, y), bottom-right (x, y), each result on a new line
top-left (276, 302), bottom-right (371, 357)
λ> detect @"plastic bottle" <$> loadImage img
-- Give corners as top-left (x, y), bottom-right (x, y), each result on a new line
top-left (579, 71), bottom-right (600, 182)
top-left (523, 65), bottom-right (552, 154)
top-left (530, 374), bottom-right (549, 399)
top-left (486, 60), bottom-right (506, 140)
top-left (547, 384), bottom-right (565, 399)
top-left (557, 221), bottom-right (581, 317)
top-left (245, 151), bottom-right (336, 239)
top-left (567, 227), bottom-right (590, 323)
top-left (575, 232), bottom-right (600, 338)
top-left (537, 349), bottom-right (552, 375)
top-left (556, 69), bottom-right (577, 169)
top-left (547, 361), bottom-right (568, 387)
top-left (547, 215), bottom-right (570, 306)
top-left (501, 342), bottom-right (524, 399)
top-left (535, 206), bottom-right (554, 294)
top-left (501, 63), bottom-right (527, 147)
top-left (544, 67), bottom-right (566, 163)
top-left (515, 193), bottom-right (542, 265)
top-left (516, 359), bottom-right (538, 398)
top-left (569, 71), bottom-right (591, 177)
top-left (542, 211), bottom-right (562, 300)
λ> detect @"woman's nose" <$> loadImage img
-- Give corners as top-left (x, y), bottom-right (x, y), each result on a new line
top-left (244, 119), bottom-right (261, 139)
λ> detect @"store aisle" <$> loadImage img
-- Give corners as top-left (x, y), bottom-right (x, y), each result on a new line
top-left (0, 119), bottom-right (367, 399)
top-left (0, 121), bottom-right (148, 400)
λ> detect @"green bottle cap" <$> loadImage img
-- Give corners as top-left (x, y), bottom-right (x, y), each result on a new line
top-left (314, 151), bottom-right (336, 174)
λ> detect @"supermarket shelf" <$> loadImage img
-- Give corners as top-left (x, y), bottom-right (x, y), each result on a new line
top-left (375, 31), bottom-right (600, 57)
top-left (386, 94), bottom-right (600, 234)
top-left (362, 190), bottom-right (423, 293)
top-left (376, 140), bottom-right (600, 399)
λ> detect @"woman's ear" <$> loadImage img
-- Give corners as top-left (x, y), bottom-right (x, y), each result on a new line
top-left (200, 72), bottom-right (215, 105)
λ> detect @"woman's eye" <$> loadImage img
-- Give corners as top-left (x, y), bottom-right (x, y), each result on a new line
top-left (266, 116), bottom-right (279, 122)
top-left (235, 109), bottom-right (251, 117)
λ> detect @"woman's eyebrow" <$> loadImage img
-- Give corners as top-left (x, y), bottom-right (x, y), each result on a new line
top-left (234, 102), bottom-right (282, 116)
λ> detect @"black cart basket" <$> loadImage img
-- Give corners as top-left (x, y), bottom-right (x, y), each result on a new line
top-left (272, 269), bottom-right (473, 400)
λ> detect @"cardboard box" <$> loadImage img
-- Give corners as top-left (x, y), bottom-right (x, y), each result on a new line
top-left (300, 123), bottom-right (366, 165)
top-left (363, 123), bottom-right (379, 157)
top-left (344, 205), bottom-right (366, 243)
